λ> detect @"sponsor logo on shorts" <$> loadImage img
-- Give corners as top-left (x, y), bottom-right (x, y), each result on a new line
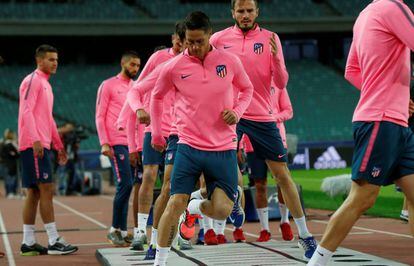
top-left (43, 173), bottom-right (49, 179)
top-left (278, 154), bottom-right (286, 159)
top-left (371, 167), bottom-right (381, 178)
top-left (119, 154), bottom-right (125, 161)
top-left (167, 152), bottom-right (173, 161)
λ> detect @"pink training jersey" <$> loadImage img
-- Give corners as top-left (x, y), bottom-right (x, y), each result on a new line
top-left (243, 85), bottom-right (293, 152)
top-left (210, 25), bottom-right (289, 122)
top-left (18, 69), bottom-right (64, 151)
top-left (346, 0), bottom-right (414, 127)
top-left (95, 74), bottom-right (132, 146)
top-left (151, 47), bottom-right (254, 151)
top-left (128, 48), bottom-right (176, 137)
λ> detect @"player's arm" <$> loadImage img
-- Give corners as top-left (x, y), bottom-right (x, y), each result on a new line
top-left (95, 82), bottom-right (113, 158)
top-left (231, 56), bottom-right (254, 121)
top-left (51, 119), bottom-right (67, 165)
top-left (21, 78), bottom-right (42, 146)
top-left (150, 62), bottom-right (175, 151)
top-left (344, 41), bottom-right (362, 90)
top-left (270, 33), bottom-right (289, 90)
top-left (383, 2), bottom-right (414, 51)
top-left (274, 88), bottom-right (293, 123)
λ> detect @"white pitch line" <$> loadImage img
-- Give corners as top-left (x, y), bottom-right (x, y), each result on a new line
top-left (53, 199), bottom-right (107, 229)
top-left (311, 219), bottom-right (413, 239)
top-left (0, 211), bottom-right (16, 266)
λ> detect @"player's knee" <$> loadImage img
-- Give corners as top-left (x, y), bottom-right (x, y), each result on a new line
top-left (255, 180), bottom-right (267, 193)
top-left (166, 196), bottom-right (187, 215)
top-left (215, 204), bottom-right (232, 220)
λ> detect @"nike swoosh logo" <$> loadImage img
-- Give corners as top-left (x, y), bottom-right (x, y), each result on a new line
top-left (228, 216), bottom-right (235, 223)
top-left (223, 46), bottom-right (232, 49)
top-left (181, 74), bottom-right (192, 79)
top-left (278, 154), bottom-right (286, 159)
top-left (317, 251), bottom-right (324, 257)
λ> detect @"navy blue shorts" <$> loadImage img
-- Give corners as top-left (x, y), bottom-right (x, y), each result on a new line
top-left (165, 135), bottom-right (179, 165)
top-left (352, 121), bottom-right (414, 186)
top-left (21, 148), bottom-right (53, 188)
top-left (246, 152), bottom-right (268, 180)
top-left (171, 144), bottom-right (238, 202)
top-left (237, 118), bottom-right (287, 162)
top-left (132, 151), bottom-right (143, 184)
top-left (110, 145), bottom-right (133, 186)
top-left (143, 132), bottom-right (166, 165)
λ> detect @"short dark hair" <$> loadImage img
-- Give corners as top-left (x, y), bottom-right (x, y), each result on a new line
top-left (35, 44), bottom-right (57, 58)
top-left (184, 11), bottom-right (212, 33)
top-left (122, 50), bottom-right (140, 61)
top-left (231, 0), bottom-right (259, 10)
top-left (175, 20), bottom-right (186, 41)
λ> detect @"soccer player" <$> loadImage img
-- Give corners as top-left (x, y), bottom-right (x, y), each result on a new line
top-left (18, 44), bottom-right (78, 255)
top-left (308, 1), bottom-right (414, 265)
top-left (151, 11), bottom-right (253, 266)
top-left (244, 85), bottom-right (294, 242)
top-left (125, 22), bottom-right (186, 252)
top-left (209, 0), bottom-right (316, 258)
top-left (95, 51), bottom-right (141, 247)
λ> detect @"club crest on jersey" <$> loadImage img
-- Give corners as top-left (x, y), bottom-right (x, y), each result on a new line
top-left (43, 173), bottom-right (49, 179)
top-left (216, 65), bottom-right (227, 78)
top-left (254, 43), bottom-right (264, 54)
top-left (119, 154), bottom-right (125, 161)
top-left (371, 167), bottom-right (381, 178)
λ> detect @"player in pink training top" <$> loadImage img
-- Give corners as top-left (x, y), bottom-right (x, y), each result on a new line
top-left (122, 22), bottom-right (186, 253)
top-left (243, 85), bottom-right (294, 242)
top-left (18, 45), bottom-right (78, 256)
top-left (308, 1), bottom-right (414, 265)
top-left (151, 12), bottom-right (253, 266)
top-left (95, 51), bottom-right (141, 247)
top-left (209, 0), bottom-right (316, 258)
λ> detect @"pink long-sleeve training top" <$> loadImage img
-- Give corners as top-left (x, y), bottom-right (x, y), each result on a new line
top-left (18, 69), bottom-right (64, 151)
top-left (346, 0), bottom-right (414, 127)
top-left (210, 24), bottom-right (289, 122)
top-left (127, 48), bottom-right (176, 137)
top-left (95, 74), bottom-right (132, 146)
top-left (150, 47), bottom-right (254, 151)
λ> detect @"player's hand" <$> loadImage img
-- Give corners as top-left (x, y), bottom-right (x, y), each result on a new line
top-left (57, 149), bottom-right (68, 166)
top-left (237, 149), bottom-right (246, 164)
top-left (151, 135), bottom-right (166, 152)
top-left (222, 109), bottom-right (238, 125)
top-left (129, 152), bottom-right (138, 167)
top-left (33, 141), bottom-right (44, 158)
top-left (270, 33), bottom-right (278, 56)
top-left (409, 99), bottom-right (414, 117)
top-left (137, 109), bottom-right (151, 126)
top-left (101, 144), bottom-right (114, 159)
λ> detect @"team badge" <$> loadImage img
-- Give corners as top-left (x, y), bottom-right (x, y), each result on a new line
top-left (254, 43), bottom-right (264, 54)
top-left (371, 167), bottom-right (381, 178)
top-left (119, 154), bottom-right (125, 161)
top-left (216, 65), bottom-right (227, 78)
top-left (43, 173), bottom-right (49, 180)
top-left (167, 152), bottom-right (173, 161)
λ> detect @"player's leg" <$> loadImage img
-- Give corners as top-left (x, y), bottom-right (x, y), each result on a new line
top-left (247, 151), bottom-right (270, 242)
top-left (38, 150), bottom-right (78, 255)
top-left (114, 146), bottom-right (133, 243)
top-left (154, 144), bottom-right (201, 266)
top-left (278, 186), bottom-right (294, 241)
top-left (134, 132), bottom-right (163, 250)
